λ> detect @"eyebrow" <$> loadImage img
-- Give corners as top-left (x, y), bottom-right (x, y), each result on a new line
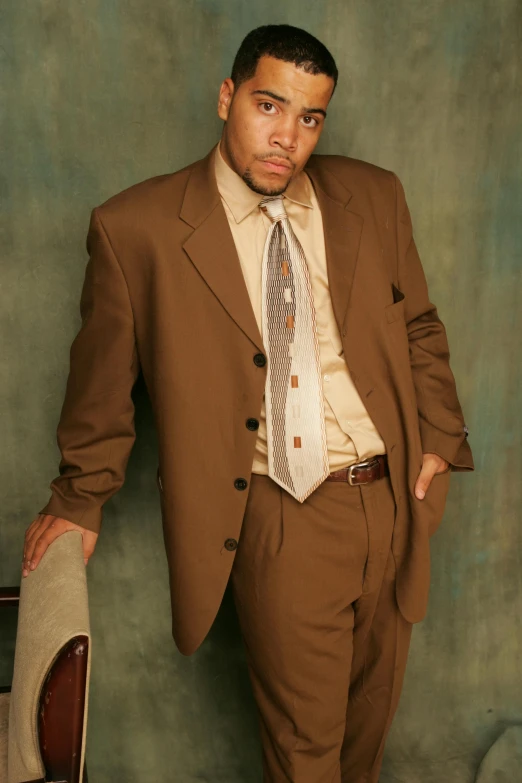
top-left (250, 89), bottom-right (327, 119)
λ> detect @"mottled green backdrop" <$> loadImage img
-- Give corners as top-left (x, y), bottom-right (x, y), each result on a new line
top-left (1, 1), bottom-right (521, 781)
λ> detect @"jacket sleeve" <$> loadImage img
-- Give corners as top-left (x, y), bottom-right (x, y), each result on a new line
top-left (39, 207), bottom-right (141, 532)
top-left (393, 173), bottom-right (474, 472)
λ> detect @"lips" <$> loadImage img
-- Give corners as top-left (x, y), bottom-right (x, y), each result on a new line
top-left (261, 159), bottom-right (292, 173)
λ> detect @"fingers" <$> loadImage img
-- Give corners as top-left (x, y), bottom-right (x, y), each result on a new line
top-left (22, 515), bottom-right (100, 577)
top-left (82, 529), bottom-right (99, 565)
top-left (23, 515), bottom-right (67, 577)
top-left (414, 468), bottom-right (431, 500)
top-left (24, 514), bottom-right (45, 543)
top-left (23, 514), bottom-right (50, 574)
top-left (415, 454), bottom-right (450, 499)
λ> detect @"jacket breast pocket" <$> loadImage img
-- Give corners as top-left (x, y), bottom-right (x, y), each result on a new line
top-left (385, 285), bottom-right (406, 323)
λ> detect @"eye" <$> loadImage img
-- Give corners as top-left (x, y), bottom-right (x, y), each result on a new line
top-left (302, 116), bottom-right (319, 128)
top-left (260, 102), bottom-right (277, 113)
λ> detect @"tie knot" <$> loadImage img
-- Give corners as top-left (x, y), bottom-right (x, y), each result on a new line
top-left (259, 196), bottom-right (287, 223)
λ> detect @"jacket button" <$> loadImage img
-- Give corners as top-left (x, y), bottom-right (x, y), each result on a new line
top-left (224, 538), bottom-right (238, 551)
top-left (253, 353), bottom-right (266, 367)
top-left (234, 478), bottom-right (248, 490)
top-left (246, 418), bottom-right (259, 431)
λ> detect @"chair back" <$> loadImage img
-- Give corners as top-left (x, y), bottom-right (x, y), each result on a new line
top-left (8, 531), bottom-right (91, 783)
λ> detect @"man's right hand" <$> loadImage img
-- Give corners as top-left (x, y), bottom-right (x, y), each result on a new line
top-left (23, 514), bottom-right (99, 577)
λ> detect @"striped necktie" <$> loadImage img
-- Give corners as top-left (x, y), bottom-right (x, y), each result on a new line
top-left (259, 195), bottom-right (330, 502)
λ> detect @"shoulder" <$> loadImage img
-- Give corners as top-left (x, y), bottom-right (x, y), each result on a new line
top-left (91, 159), bottom-right (198, 228)
top-left (307, 152), bottom-right (398, 200)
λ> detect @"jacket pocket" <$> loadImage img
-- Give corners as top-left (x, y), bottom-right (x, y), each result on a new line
top-left (412, 468), bottom-right (452, 537)
top-left (385, 284), bottom-right (406, 323)
top-left (392, 283), bottom-right (405, 303)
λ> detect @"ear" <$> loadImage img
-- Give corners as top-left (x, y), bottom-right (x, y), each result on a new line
top-left (217, 78), bottom-right (235, 121)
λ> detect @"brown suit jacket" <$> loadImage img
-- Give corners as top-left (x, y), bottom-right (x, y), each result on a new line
top-left (40, 144), bottom-right (474, 655)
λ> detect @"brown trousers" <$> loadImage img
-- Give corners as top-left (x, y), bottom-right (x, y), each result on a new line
top-left (230, 470), bottom-right (413, 783)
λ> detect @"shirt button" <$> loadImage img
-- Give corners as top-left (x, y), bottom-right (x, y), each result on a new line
top-left (224, 538), bottom-right (238, 551)
top-left (324, 374), bottom-right (331, 382)
top-left (234, 478), bottom-right (248, 490)
top-left (253, 353), bottom-right (266, 367)
top-left (246, 418), bottom-right (259, 431)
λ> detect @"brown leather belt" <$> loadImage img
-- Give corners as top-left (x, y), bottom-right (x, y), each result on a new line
top-left (325, 454), bottom-right (389, 486)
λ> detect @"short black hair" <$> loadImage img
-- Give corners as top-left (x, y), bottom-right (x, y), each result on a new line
top-left (230, 24), bottom-right (338, 96)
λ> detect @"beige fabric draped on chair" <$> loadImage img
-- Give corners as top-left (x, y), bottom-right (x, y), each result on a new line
top-left (0, 530), bottom-right (91, 783)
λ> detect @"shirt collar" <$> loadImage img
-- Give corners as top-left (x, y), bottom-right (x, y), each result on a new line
top-left (213, 139), bottom-right (313, 224)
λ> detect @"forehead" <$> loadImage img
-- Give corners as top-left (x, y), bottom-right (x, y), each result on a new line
top-left (245, 55), bottom-right (333, 106)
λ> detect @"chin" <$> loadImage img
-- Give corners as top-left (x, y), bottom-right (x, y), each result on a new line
top-left (243, 168), bottom-right (291, 197)
top-left (251, 180), bottom-right (287, 197)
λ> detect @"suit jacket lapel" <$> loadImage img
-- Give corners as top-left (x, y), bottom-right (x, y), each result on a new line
top-left (304, 157), bottom-right (364, 335)
top-left (180, 145), bottom-right (265, 352)
top-left (179, 145), bottom-right (364, 351)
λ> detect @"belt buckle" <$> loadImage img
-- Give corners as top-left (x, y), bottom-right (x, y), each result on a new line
top-left (347, 457), bottom-right (380, 486)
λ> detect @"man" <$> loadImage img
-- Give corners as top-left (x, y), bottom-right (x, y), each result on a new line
top-left (23, 24), bottom-right (473, 783)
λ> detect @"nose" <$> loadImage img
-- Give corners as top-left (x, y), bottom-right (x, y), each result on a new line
top-left (270, 115), bottom-right (298, 152)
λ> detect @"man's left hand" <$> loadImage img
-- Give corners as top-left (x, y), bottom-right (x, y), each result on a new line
top-left (415, 452), bottom-right (450, 500)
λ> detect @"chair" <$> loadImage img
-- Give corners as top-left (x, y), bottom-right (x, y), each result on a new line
top-left (0, 531), bottom-right (91, 783)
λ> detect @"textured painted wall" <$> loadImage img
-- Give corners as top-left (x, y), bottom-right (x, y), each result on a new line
top-left (1, 1), bottom-right (521, 781)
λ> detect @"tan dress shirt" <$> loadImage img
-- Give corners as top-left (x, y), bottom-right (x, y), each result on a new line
top-left (214, 140), bottom-right (387, 474)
